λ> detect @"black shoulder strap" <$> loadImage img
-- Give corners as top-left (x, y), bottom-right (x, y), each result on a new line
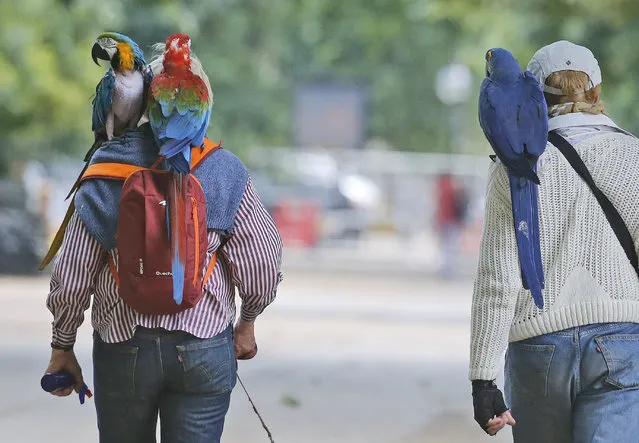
top-left (548, 130), bottom-right (639, 278)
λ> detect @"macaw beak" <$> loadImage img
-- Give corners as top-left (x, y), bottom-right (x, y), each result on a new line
top-left (91, 43), bottom-right (110, 66)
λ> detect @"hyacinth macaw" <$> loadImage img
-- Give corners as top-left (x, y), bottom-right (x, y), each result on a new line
top-left (478, 48), bottom-right (548, 308)
top-left (147, 33), bottom-right (212, 304)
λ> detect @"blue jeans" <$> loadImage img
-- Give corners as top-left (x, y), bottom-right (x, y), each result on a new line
top-left (505, 322), bottom-right (639, 443)
top-left (93, 325), bottom-right (237, 443)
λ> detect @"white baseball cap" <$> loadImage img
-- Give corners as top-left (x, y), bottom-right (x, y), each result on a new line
top-left (526, 40), bottom-right (602, 95)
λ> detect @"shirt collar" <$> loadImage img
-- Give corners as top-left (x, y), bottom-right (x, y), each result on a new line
top-left (548, 112), bottom-right (632, 137)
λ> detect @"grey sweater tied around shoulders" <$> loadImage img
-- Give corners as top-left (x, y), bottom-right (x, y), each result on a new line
top-left (74, 123), bottom-right (249, 250)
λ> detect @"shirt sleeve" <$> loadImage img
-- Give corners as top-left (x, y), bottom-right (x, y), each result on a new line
top-left (46, 211), bottom-right (105, 347)
top-left (469, 161), bottom-right (521, 381)
top-left (221, 178), bottom-right (283, 321)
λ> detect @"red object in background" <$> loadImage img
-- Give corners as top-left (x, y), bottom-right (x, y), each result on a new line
top-left (273, 200), bottom-right (320, 248)
top-left (436, 174), bottom-right (459, 228)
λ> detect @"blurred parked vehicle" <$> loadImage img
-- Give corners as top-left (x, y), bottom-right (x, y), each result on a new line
top-left (0, 179), bottom-right (47, 275)
top-left (249, 149), bottom-right (381, 246)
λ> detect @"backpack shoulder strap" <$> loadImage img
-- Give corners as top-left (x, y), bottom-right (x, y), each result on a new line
top-left (81, 163), bottom-right (148, 182)
top-left (199, 234), bottom-right (231, 290)
top-left (80, 139), bottom-right (220, 182)
top-left (548, 130), bottom-right (639, 278)
top-left (39, 163), bottom-right (149, 270)
top-left (190, 139), bottom-right (222, 172)
top-left (40, 143), bottom-right (220, 271)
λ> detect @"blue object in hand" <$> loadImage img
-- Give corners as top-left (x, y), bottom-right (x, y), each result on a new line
top-left (41, 371), bottom-right (93, 404)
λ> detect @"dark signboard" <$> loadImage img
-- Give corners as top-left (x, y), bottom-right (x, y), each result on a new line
top-left (293, 84), bottom-right (367, 149)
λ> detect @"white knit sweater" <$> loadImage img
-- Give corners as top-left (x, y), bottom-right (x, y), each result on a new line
top-left (469, 113), bottom-right (639, 381)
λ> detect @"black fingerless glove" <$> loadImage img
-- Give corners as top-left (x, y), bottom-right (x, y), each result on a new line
top-left (472, 380), bottom-right (508, 432)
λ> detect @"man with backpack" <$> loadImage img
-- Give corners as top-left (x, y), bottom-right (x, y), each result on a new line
top-left (42, 51), bottom-right (283, 443)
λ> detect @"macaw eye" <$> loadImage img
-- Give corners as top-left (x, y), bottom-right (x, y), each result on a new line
top-left (486, 51), bottom-right (492, 60)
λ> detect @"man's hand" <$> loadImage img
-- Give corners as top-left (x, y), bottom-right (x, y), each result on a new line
top-left (44, 349), bottom-right (84, 397)
top-left (472, 380), bottom-right (516, 436)
top-left (234, 319), bottom-right (258, 360)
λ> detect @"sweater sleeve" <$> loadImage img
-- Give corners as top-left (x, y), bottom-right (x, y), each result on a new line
top-left (469, 161), bottom-right (522, 381)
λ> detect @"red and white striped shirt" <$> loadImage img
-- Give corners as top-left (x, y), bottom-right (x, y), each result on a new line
top-left (47, 179), bottom-right (283, 347)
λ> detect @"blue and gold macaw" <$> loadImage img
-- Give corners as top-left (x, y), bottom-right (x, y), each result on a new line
top-left (89, 32), bottom-right (152, 160)
top-left (478, 48), bottom-right (548, 308)
top-left (66, 32), bottom-right (152, 200)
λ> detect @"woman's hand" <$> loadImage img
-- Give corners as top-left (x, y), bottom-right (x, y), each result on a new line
top-left (472, 380), bottom-right (516, 435)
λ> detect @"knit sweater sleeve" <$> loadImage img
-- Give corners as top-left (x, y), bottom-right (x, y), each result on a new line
top-left (469, 161), bottom-right (522, 381)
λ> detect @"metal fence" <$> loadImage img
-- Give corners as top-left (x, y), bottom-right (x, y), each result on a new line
top-left (245, 146), bottom-right (491, 275)
top-left (4, 148), bottom-right (492, 276)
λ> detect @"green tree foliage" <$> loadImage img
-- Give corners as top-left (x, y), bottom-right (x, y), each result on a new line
top-left (0, 0), bottom-right (463, 176)
top-left (424, 0), bottom-right (639, 135)
top-left (2, 0), bottom-right (639, 176)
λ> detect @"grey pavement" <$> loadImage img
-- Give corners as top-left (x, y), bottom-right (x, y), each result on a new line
top-left (0, 269), bottom-right (511, 443)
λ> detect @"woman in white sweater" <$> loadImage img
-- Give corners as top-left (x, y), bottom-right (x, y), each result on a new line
top-left (470, 40), bottom-right (639, 442)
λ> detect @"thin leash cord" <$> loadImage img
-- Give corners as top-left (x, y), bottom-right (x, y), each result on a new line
top-left (237, 373), bottom-right (275, 443)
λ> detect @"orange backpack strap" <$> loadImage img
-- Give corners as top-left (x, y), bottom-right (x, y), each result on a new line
top-left (39, 163), bottom-right (148, 271)
top-left (39, 147), bottom-right (216, 271)
top-left (201, 252), bottom-right (218, 290)
top-left (81, 163), bottom-right (148, 182)
top-left (191, 141), bottom-right (222, 289)
top-left (107, 254), bottom-right (120, 286)
top-left (200, 235), bottom-right (231, 290)
top-left (191, 139), bottom-right (222, 171)
top-left (79, 142), bottom-right (218, 182)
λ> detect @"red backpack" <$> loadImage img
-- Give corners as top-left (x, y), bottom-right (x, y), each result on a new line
top-left (76, 139), bottom-right (221, 315)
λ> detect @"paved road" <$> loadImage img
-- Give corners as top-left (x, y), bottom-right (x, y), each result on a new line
top-left (0, 271), bottom-right (511, 443)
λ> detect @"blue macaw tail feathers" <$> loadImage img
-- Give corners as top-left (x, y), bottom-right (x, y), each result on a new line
top-left (509, 174), bottom-right (545, 309)
top-left (167, 172), bottom-right (188, 305)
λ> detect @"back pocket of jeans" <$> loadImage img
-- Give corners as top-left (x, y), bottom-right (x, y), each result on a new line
top-left (176, 335), bottom-right (236, 395)
top-left (594, 334), bottom-right (639, 389)
top-left (506, 343), bottom-right (555, 397)
top-left (93, 339), bottom-right (139, 398)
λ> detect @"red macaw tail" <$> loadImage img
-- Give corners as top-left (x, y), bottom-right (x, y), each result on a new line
top-left (167, 171), bottom-right (188, 305)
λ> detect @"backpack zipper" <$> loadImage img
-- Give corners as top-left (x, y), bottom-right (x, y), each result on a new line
top-left (191, 197), bottom-right (200, 286)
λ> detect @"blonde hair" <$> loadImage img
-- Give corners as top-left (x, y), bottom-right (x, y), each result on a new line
top-left (148, 42), bottom-right (214, 111)
top-left (544, 70), bottom-right (602, 108)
